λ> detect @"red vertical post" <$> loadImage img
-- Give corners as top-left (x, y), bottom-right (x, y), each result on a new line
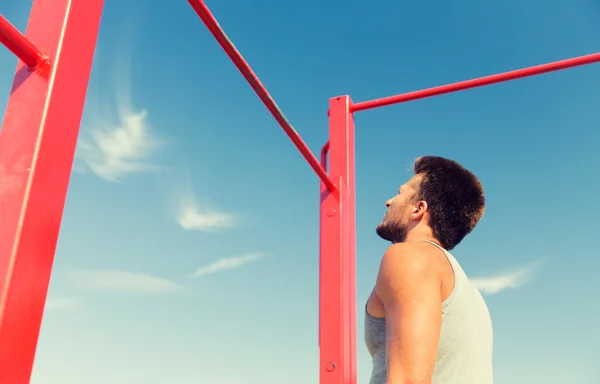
top-left (0, 1), bottom-right (104, 383)
top-left (320, 95), bottom-right (356, 384)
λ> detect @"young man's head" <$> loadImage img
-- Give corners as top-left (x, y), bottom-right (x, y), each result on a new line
top-left (376, 156), bottom-right (485, 250)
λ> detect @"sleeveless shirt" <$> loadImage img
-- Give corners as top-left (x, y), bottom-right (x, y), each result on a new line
top-left (364, 241), bottom-right (494, 384)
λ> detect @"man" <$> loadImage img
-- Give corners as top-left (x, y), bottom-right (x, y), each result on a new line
top-left (365, 156), bottom-right (493, 384)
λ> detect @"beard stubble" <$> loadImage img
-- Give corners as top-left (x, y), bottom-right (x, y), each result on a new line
top-left (376, 220), bottom-right (407, 244)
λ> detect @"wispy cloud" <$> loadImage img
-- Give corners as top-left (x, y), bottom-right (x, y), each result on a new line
top-left (471, 260), bottom-right (543, 295)
top-left (76, 110), bottom-right (161, 181)
top-left (174, 178), bottom-right (238, 232)
top-left (178, 201), bottom-right (238, 231)
top-left (71, 269), bottom-right (184, 295)
top-left (75, 56), bottom-right (162, 182)
top-left (193, 252), bottom-right (269, 277)
top-left (45, 296), bottom-right (77, 310)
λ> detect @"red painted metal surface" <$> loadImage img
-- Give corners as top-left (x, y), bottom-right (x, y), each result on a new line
top-left (0, 14), bottom-right (45, 69)
top-left (352, 52), bottom-right (600, 112)
top-left (187, 0), bottom-right (336, 193)
top-left (320, 141), bottom-right (330, 172)
top-left (181, 4), bottom-right (600, 384)
top-left (319, 96), bottom-right (356, 384)
top-left (0, 0), bottom-right (104, 382)
top-left (0, 0), bottom-right (598, 382)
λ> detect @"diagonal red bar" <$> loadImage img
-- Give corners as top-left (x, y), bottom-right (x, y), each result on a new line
top-left (0, 14), bottom-right (45, 68)
top-left (352, 52), bottom-right (600, 112)
top-left (187, 0), bottom-right (336, 192)
top-left (0, 0), bottom-right (104, 382)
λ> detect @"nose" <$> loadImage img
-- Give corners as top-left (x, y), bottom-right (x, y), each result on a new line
top-left (385, 199), bottom-right (391, 208)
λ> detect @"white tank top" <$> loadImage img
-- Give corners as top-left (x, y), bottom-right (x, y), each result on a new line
top-left (364, 240), bottom-right (494, 384)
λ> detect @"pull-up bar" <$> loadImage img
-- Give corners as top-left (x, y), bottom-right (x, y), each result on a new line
top-left (186, 4), bottom-right (600, 384)
top-left (352, 52), bottom-right (600, 112)
top-left (1, 1), bottom-right (599, 383)
top-left (187, 0), bottom-right (600, 190)
top-left (0, 14), bottom-right (46, 69)
top-left (188, 0), bottom-right (337, 193)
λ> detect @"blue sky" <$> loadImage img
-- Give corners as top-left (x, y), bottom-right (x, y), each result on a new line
top-left (1, 0), bottom-right (600, 383)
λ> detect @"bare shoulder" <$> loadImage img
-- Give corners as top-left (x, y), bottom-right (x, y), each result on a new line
top-left (375, 242), bottom-right (444, 301)
top-left (378, 242), bottom-right (444, 279)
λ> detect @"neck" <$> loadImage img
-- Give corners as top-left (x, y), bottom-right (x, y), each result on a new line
top-left (404, 227), bottom-right (438, 245)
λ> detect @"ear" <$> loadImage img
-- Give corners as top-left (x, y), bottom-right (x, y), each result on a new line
top-left (410, 200), bottom-right (428, 221)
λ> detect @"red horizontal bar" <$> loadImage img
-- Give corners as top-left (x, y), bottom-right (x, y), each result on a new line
top-left (0, 14), bottom-right (45, 68)
top-left (187, 0), bottom-right (336, 192)
top-left (352, 52), bottom-right (600, 112)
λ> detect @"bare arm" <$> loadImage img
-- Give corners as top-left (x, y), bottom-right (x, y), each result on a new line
top-left (375, 243), bottom-right (443, 384)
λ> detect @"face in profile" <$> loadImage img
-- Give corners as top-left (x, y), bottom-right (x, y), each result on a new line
top-left (376, 176), bottom-right (420, 244)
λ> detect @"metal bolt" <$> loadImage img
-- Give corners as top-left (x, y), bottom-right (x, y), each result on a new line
top-left (325, 362), bottom-right (336, 372)
top-left (327, 210), bottom-right (336, 217)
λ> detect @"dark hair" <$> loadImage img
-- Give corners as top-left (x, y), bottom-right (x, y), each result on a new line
top-left (413, 156), bottom-right (485, 250)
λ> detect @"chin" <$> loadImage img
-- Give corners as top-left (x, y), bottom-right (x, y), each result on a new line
top-left (376, 221), bottom-right (406, 244)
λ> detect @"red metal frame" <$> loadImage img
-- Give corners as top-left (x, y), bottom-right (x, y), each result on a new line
top-left (0, 1), bottom-right (104, 383)
top-left (352, 52), bottom-right (600, 112)
top-left (0, 15), bottom-right (46, 69)
top-left (1, 0), bottom-right (599, 383)
top-left (186, 4), bottom-right (600, 384)
top-left (319, 96), bottom-right (356, 384)
top-left (188, 0), bottom-right (336, 193)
